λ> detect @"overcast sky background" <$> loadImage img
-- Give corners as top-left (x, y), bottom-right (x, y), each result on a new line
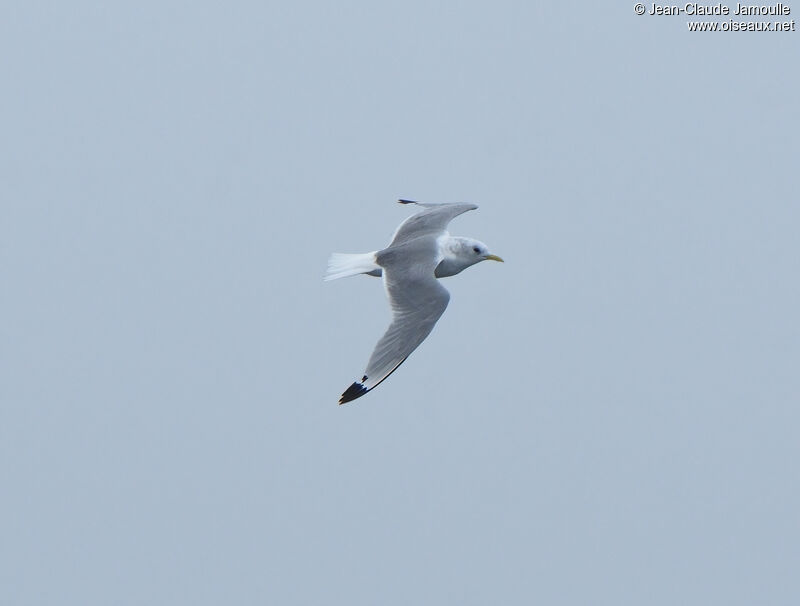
top-left (2, 2), bottom-right (798, 605)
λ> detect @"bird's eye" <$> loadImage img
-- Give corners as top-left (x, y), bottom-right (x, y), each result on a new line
top-left (473, 247), bottom-right (480, 253)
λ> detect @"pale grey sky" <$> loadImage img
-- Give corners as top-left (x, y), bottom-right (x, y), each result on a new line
top-left (2, 2), bottom-right (798, 605)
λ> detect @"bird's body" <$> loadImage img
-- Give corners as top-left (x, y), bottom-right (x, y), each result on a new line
top-left (326, 199), bottom-right (503, 404)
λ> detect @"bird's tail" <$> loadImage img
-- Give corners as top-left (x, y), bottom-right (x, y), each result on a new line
top-left (324, 251), bottom-right (381, 281)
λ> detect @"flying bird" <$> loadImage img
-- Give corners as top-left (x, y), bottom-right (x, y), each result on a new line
top-left (325, 199), bottom-right (503, 404)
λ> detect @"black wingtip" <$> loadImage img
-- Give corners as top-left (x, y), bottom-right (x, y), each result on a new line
top-left (339, 380), bottom-right (368, 405)
top-left (397, 199), bottom-right (418, 205)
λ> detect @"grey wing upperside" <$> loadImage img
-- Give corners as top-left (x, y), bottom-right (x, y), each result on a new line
top-left (338, 237), bottom-right (450, 404)
top-left (389, 199), bottom-right (478, 246)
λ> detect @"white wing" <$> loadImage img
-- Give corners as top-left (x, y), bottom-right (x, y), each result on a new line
top-left (339, 236), bottom-right (450, 404)
top-left (389, 199), bottom-right (478, 246)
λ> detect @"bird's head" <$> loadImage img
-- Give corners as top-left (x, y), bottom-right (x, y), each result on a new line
top-left (435, 236), bottom-right (504, 278)
top-left (457, 238), bottom-right (504, 267)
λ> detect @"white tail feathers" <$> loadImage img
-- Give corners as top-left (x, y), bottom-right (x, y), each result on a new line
top-left (325, 252), bottom-right (381, 281)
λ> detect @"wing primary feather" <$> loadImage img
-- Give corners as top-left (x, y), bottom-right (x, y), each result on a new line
top-left (338, 358), bottom-right (409, 405)
top-left (339, 381), bottom-right (368, 404)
